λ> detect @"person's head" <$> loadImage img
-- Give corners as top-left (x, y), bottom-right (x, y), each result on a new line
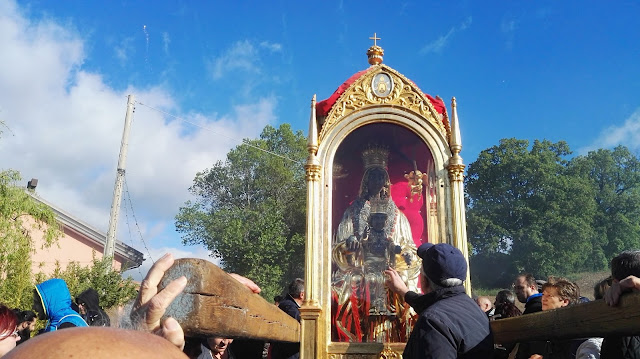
top-left (495, 300), bottom-right (522, 319)
top-left (494, 290), bottom-right (516, 307)
top-left (76, 288), bottom-right (100, 315)
top-left (594, 276), bottom-right (613, 300)
top-left (475, 296), bottom-right (493, 313)
top-left (3, 327), bottom-right (187, 359)
top-left (0, 304), bottom-right (19, 357)
top-left (541, 277), bottom-right (580, 311)
top-left (16, 311), bottom-right (36, 332)
top-left (611, 250), bottom-right (640, 281)
top-left (287, 278), bottom-right (305, 302)
top-left (34, 278), bottom-right (74, 323)
top-left (273, 295), bottom-right (283, 306)
top-left (416, 243), bottom-right (466, 293)
top-left (206, 337), bottom-right (233, 358)
top-left (513, 273), bottom-right (539, 304)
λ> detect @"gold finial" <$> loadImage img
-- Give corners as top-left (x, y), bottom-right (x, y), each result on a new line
top-left (367, 32), bottom-right (384, 65)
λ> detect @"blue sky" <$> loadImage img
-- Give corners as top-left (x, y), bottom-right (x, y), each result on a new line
top-left (1, 1), bottom-right (639, 278)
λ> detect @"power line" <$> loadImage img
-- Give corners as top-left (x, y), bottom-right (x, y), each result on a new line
top-left (135, 100), bottom-right (302, 164)
top-left (122, 183), bottom-right (144, 279)
top-left (123, 177), bottom-right (155, 265)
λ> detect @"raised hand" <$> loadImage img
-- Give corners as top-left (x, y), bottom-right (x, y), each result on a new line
top-left (384, 267), bottom-right (409, 297)
top-left (130, 253), bottom-right (187, 350)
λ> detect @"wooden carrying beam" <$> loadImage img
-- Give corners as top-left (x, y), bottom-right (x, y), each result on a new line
top-left (492, 292), bottom-right (640, 344)
top-left (159, 258), bottom-right (300, 342)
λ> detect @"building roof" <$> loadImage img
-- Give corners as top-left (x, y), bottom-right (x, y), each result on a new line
top-left (28, 192), bottom-right (144, 271)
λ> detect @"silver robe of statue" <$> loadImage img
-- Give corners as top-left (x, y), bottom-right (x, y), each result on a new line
top-left (332, 162), bottom-right (420, 342)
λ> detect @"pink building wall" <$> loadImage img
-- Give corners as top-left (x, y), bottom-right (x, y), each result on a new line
top-left (25, 216), bottom-right (127, 275)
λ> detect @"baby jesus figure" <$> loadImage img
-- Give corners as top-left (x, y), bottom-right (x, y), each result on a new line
top-left (360, 209), bottom-right (411, 315)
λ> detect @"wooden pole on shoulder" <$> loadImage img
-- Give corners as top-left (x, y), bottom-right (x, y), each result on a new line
top-left (492, 292), bottom-right (640, 344)
top-left (159, 258), bottom-right (300, 342)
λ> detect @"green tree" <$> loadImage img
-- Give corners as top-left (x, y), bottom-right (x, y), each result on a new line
top-left (568, 146), bottom-right (640, 268)
top-left (465, 139), bottom-right (595, 287)
top-left (176, 124), bottom-right (308, 300)
top-left (0, 170), bottom-right (61, 309)
top-left (51, 256), bottom-right (138, 309)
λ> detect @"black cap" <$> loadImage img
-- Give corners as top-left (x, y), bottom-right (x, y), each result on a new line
top-left (417, 243), bottom-right (467, 283)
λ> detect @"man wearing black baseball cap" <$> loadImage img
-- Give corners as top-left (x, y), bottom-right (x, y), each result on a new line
top-left (385, 243), bottom-right (493, 358)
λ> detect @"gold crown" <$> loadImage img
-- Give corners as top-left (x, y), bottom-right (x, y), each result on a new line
top-left (362, 145), bottom-right (389, 169)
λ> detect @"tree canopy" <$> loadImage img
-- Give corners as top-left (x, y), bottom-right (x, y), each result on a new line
top-left (176, 124), bottom-right (308, 300)
top-left (48, 256), bottom-right (138, 309)
top-left (466, 139), bottom-right (640, 287)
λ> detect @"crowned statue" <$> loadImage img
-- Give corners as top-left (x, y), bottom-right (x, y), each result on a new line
top-left (332, 145), bottom-right (420, 343)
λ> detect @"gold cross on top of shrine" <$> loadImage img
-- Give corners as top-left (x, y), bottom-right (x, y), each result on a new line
top-left (369, 33), bottom-right (381, 47)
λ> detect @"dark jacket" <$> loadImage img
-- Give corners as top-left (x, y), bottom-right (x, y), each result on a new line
top-left (76, 288), bottom-right (110, 327)
top-left (35, 279), bottom-right (88, 332)
top-left (403, 286), bottom-right (494, 359)
top-left (523, 338), bottom-right (586, 359)
top-left (270, 295), bottom-right (300, 359)
top-left (522, 293), bottom-right (542, 315)
top-left (600, 335), bottom-right (640, 359)
top-left (516, 294), bottom-right (544, 359)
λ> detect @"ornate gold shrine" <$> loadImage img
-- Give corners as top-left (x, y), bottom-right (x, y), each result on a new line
top-left (301, 35), bottom-right (469, 359)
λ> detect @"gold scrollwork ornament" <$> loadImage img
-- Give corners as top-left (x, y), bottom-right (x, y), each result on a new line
top-left (320, 67), bottom-right (447, 141)
top-left (379, 347), bottom-right (400, 359)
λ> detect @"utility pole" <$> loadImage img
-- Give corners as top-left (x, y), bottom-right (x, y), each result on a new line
top-left (104, 94), bottom-right (135, 267)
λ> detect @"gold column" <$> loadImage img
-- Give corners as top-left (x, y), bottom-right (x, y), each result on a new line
top-left (446, 97), bottom-right (471, 295)
top-left (301, 95), bottom-right (324, 358)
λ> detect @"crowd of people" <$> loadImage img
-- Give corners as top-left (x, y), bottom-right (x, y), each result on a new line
top-left (466, 251), bottom-right (640, 359)
top-left (0, 278), bottom-right (112, 357)
top-left (1, 249), bottom-right (640, 358)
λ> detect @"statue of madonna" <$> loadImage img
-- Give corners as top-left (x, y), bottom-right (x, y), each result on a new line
top-left (332, 146), bottom-right (420, 343)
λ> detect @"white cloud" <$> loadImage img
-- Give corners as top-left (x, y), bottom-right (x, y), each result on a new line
top-left (578, 108), bottom-right (640, 154)
top-left (260, 41), bottom-right (282, 53)
top-left (208, 39), bottom-right (283, 80)
top-left (421, 17), bottom-right (472, 54)
top-left (0, 1), bottom-right (277, 265)
top-left (209, 40), bottom-right (259, 80)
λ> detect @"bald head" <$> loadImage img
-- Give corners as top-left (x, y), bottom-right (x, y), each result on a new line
top-left (5, 327), bottom-right (187, 359)
top-left (475, 296), bottom-right (493, 313)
